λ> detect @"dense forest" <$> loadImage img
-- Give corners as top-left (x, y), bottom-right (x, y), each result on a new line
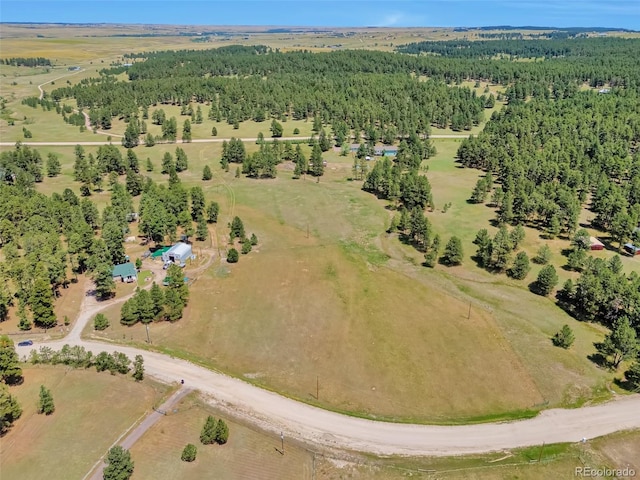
top-left (457, 90), bottom-right (640, 240)
top-left (49, 46), bottom-right (492, 135)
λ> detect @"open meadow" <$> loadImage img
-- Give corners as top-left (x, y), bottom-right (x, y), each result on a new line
top-left (0, 365), bottom-right (169, 480)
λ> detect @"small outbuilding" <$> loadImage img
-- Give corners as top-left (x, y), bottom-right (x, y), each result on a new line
top-left (589, 237), bottom-right (604, 251)
top-left (624, 243), bottom-right (640, 256)
top-left (162, 242), bottom-right (193, 267)
top-left (112, 262), bottom-right (137, 283)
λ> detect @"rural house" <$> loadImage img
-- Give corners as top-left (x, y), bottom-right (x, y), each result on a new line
top-left (161, 242), bottom-right (193, 267)
top-left (112, 262), bottom-right (137, 283)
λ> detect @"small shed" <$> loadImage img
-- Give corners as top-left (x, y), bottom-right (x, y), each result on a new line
top-left (162, 242), bottom-right (192, 267)
top-left (624, 243), bottom-right (640, 256)
top-left (589, 237), bottom-right (604, 251)
top-left (112, 262), bottom-right (137, 283)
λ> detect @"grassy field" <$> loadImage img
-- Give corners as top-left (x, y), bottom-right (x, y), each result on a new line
top-left (128, 393), bottom-right (315, 480)
top-left (1, 365), bottom-right (169, 480)
top-left (54, 138), bottom-right (630, 423)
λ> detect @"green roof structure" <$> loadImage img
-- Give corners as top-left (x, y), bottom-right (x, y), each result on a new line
top-left (112, 262), bottom-right (137, 279)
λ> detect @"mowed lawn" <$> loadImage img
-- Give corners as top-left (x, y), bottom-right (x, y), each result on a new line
top-left (129, 394), bottom-right (314, 480)
top-left (1, 366), bottom-right (168, 480)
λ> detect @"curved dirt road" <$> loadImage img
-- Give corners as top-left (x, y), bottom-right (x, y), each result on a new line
top-left (16, 288), bottom-right (640, 457)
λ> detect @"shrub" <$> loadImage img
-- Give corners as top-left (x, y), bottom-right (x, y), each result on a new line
top-left (227, 248), bottom-right (239, 263)
top-left (94, 313), bottom-right (109, 331)
top-left (181, 443), bottom-right (197, 462)
top-left (552, 325), bottom-right (575, 349)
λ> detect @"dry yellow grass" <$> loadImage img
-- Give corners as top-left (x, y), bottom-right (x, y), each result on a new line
top-left (1, 365), bottom-right (169, 480)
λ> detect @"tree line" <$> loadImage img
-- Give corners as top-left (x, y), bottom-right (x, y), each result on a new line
top-left (457, 90), bottom-right (640, 242)
top-left (2, 57), bottom-right (52, 67)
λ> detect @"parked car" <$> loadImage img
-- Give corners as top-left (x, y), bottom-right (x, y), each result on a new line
top-left (18, 340), bottom-right (33, 347)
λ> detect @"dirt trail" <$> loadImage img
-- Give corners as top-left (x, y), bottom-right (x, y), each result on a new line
top-left (86, 387), bottom-right (192, 480)
top-left (0, 134), bottom-right (470, 148)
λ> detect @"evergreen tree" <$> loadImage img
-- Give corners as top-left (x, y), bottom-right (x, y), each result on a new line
top-left (94, 313), bottom-right (109, 330)
top-left (93, 262), bottom-right (116, 300)
top-left (202, 165), bottom-right (212, 180)
top-left (508, 251), bottom-right (530, 279)
top-left (145, 157), bottom-right (154, 172)
top-left (215, 419), bottom-right (229, 444)
top-left (200, 415), bottom-right (217, 444)
top-left (30, 277), bottom-right (57, 328)
top-left (0, 335), bottom-right (23, 384)
top-left (37, 385), bottom-right (55, 415)
top-left (132, 355), bottom-right (144, 381)
top-left (103, 446), bottom-right (134, 480)
top-left (241, 238), bottom-right (252, 254)
top-left (270, 119), bottom-right (283, 137)
top-left (150, 282), bottom-right (164, 319)
top-left (534, 265), bottom-right (558, 296)
top-left (596, 317), bottom-right (639, 369)
top-left (230, 216), bottom-right (245, 239)
top-left (227, 248), bottom-right (239, 263)
top-left (0, 383), bottom-right (22, 434)
top-left (533, 244), bottom-right (552, 264)
top-left (206, 202), bottom-right (220, 223)
top-left (310, 143), bottom-right (324, 177)
top-left (175, 147), bottom-right (189, 172)
top-left (181, 444), bottom-right (197, 462)
top-left (250, 233), bottom-right (258, 245)
top-left (46, 153), bottom-right (61, 177)
top-left (196, 220), bottom-right (208, 241)
top-left (190, 186), bottom-right (205, 221)
top-left (441, 236), bottom-right (463, 266)
top-left (625, 361), bottom-right (640, 391)
top-left (552, 325), bottom-right (575, 349)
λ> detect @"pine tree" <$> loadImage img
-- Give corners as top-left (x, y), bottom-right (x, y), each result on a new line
top-left (0, 383), bottom-right (22, 434)
top-left (103, 446), bottom-right (134, 480)
top-left (132, 355), bottom-right (144, 381)
top-left (0, 335), bottom-right (23, 384)
top-left (200, 415), bottom-right (217, 444)
top-left (552, 325), bottom-right (575, 349)
top-left (206, 202), bottom-right (220, 223)
top-left (534, 265), bottom-right (558, 296)
top-left (441, 236), bottom-right (463, 266)
top-left (227, 248), bottom-right (239, 263)
top-left (181, 444), bottom-right (197, 462)
top-left (215, 419), bottom-right (229, 444)
top-left (310, 143), bottom-right (324, 177)
top-left (94, 313), bottom-right (109, 330)
top-left (37, 385), bottom-right (55, 415)
top-left (30, 277), bottom-right (57, 328)
top-left (508, 251), bottom-right (530, 280)
top-left (150, 282), bottom-right (164, 319)
top-left (196, 220), bottom-right (208, 241)
top-left (202, 165), bottom-right (212, 180)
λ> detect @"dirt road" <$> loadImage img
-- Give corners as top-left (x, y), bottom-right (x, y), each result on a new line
top-left (0, 134), bottom-right (469, 148)
top-left (19, 327), bottom-right (640, 457)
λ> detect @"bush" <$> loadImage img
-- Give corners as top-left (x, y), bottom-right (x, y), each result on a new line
top-left (94, 313), bottom-right (109, 331)
top-left (227, 248), bottom-right (239, 263)
top-left (552, 325), bottom-right (575, 349)
top-left (293, 127), bottom-right (300, 135)
top-left (181, 443), bottom-right (197, 462)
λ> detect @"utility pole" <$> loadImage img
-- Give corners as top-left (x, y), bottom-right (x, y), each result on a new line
top-left (467, 301), bottom-right (472, 319)
top-left (280, 432), bottom-right (284, 455)
top-left (538, 442), bottom-right (545, 463)
top-left (145, 323), bottom-right (151, 344)
top-left (316, 376), bottom-right (319, 400)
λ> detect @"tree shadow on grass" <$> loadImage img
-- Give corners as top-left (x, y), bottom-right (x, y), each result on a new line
top-left (587, 351), bottom-right (609, 370)
top-left (613, 377), bottom-right (640, 393)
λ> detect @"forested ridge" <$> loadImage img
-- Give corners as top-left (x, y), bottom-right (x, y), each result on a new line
top-left (49, 46), bottom-right (493, 134)
top-left (457, 90), bottom-right (640, 239)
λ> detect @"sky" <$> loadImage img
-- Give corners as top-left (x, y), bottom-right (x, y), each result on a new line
top-left (1, 1), bottom-right (639, 30)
